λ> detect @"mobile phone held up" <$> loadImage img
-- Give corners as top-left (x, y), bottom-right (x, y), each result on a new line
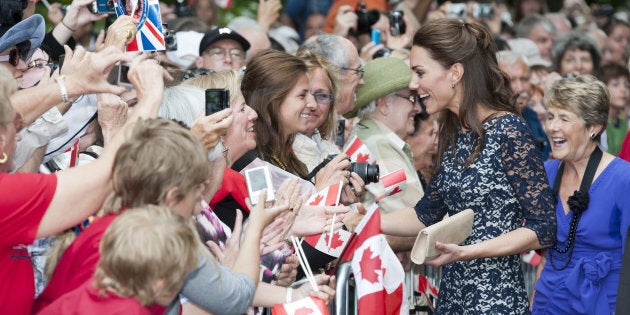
top-left (205, 89), bottom-right (230, 116)
top-left (245, 166), bottom-right (275, 205)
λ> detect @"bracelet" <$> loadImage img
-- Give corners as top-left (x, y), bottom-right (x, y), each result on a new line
top-left (55, 75), bottom-right (70, 104)
top-left (285, 287), bottom-right (293, 304)
top-left (60, 20), bottom-right (76, 32)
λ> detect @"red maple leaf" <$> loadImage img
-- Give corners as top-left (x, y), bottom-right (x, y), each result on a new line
top-left (294, 306), bottom-right (314, 315)
top-left (325, 231), bottom-right (345, 249)
top-left (309, 194), bottom-right (324, 206)
top-left (388, 186), bottom-right (402, 196)
top-left (359, 247), bottom-right (381, 284)
top-left (356, 152), bottom-right (370, 163)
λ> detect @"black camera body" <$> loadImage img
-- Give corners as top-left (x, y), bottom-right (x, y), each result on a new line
top-left (164, 29), bottom-right (177, 51)
top-left (324, 154), bottom-right (380, 185)
top-left (355, 2), bottom-right (380, 36)
top-left (388, 10), bottom-right (405, 36)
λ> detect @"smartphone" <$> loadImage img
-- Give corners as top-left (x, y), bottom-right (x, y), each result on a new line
top-left (335, 119), bottom-right (346, 147)
top-left (245, 166), bottom-right (275, 205)
top-left (371, 29), bottom-right (381, 45)
top-left (205, 89), bottom-right (230, 116)
top-left (117, 64), bottom-right (132, 88)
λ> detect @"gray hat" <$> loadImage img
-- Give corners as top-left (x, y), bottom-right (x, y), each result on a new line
top-left (507, 38), bottom-right (551, 68)
top-left (0, 14), bottom-right (45, 62)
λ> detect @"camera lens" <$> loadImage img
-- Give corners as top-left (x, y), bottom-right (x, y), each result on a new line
top-left (388, 10), bottom-right (406, 36)
top-left (350, 162), bottom-right (380, 184)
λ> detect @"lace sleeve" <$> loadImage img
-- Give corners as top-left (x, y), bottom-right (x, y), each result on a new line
top-left (500, 118), bottom-right (557, 246)
top-left (414, 176), bottom-right (448, 227)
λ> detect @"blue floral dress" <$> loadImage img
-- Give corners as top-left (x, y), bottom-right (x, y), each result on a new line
top-left (415, 113), bottom-right (556, 314)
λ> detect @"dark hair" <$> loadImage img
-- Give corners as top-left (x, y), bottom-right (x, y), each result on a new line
top-left (412, 19), bottom-right (516, 171)
top-left (241, 49), bottom-right (309, 177)
top-left (597, 63), bottom-right (630, 85)
top-left (551, 31), bottom-right (601, 75)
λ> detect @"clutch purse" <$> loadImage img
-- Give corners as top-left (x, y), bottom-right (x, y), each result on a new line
top-left (411, 209), bottom-right (474, 265)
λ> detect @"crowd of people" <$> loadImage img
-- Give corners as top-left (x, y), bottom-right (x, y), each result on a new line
top-left (2, 0), bottom-right (630, 314)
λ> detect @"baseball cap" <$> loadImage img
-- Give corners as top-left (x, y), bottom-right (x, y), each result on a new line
top-left (198, 27), bottom-right (251, 56)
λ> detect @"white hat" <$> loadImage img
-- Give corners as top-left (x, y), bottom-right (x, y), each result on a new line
top-left (165, 31), bottom-right (205, 69)
top-left (507, 38), bottom-right (551, 68)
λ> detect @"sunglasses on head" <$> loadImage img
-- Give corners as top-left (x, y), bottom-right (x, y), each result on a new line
top-left (0, 49), bottom-right (20, 67)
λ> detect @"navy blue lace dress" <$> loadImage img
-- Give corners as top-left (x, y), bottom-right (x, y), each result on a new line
top-left (415, 113), bottom-right (556, 314)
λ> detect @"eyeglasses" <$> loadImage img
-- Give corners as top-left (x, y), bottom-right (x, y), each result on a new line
top-left (312, 92), bottom-right (334, 105)
top-left (26, 59), bottom-right (54, 71)
top-left (341, 65), bottom-right (365, 79)
top-left (395, 93), bottom-right (421, 107)
top-left (205, 47), bottom-right (244, 60)
top-left (0, 49), bottom-right (20, 67)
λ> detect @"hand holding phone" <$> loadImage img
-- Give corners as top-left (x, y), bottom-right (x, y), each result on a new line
top-left (205, 89), bottom-right (230, 116)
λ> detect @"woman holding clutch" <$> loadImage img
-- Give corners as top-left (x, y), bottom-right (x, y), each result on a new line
top-left (344, 19), bottom-right (557, 313)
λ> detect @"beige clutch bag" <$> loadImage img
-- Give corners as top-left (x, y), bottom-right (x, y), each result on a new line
top-left (411, 209), bottom-right (474, 265)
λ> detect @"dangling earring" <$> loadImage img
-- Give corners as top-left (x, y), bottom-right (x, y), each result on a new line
top-left (451, 83), bottom-right (455, 89)
top-left (590, 133), bottom-right (596, 140)
top-left (0, 152), bottom-right (7, 164)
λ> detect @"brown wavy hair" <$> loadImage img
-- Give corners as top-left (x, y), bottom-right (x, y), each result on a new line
top-left (241, 49), bottom-right (309, 177)
top-left (412, 19), bottom-right (517, 172)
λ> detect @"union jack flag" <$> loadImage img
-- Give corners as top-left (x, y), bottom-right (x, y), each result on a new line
top-left (114, 0), bottom-right (165, 51)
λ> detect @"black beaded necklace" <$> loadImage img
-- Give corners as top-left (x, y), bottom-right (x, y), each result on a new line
top-left (549, 146), bottom-right (602, 271)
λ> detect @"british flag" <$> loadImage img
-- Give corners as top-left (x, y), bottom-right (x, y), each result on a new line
top-left (114, 0), bottom-right (165, 52)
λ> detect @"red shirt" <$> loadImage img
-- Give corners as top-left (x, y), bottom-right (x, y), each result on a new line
top-left (0, 172), bottom-right (56, 314)
top-left (38, 278), bottom-right (151, 315)
top-left (619, 131), bottom-right (630, 162)
top-left (32, 214), bottom-right (118, 313)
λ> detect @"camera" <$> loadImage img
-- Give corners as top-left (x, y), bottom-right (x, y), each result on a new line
top-left (446, 3), bottom-right (467, 19)
top-left (175, 0), bottom-right (193, 17)
top-left (324, 154), bottom-right (380, 184)
top-left (355, 2), bottom-right (380, 36)
top-left (388, 10), bottom-right (406, 36)
top-left (472, 3), bottom-right (493, 19)
top-left (205, 89), bottom-right (230, 116)
top-left (94, 0), bottom-right (116, 14)
top-left (164, 29), bottom-right (177, 51)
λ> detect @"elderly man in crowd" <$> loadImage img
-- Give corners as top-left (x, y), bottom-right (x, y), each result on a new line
top-left (344, 57), bottom-right (423, 253)
top-left (196, 27), bottom-right (250, 72)
top-left (515, 14), bottom-right (557, 62)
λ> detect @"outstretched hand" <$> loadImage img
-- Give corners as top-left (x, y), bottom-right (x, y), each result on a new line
top-left (291, 204), bottom-right (348, 237)
top-left (293, 274), bottom-right (337, 304)
top-left (61, 45), bottom-right (127, 97)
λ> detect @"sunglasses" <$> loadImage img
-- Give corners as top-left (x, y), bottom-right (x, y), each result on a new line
top-left (0, 49), bottom-right (21, 67)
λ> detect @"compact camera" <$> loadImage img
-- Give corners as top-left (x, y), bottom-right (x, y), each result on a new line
top-left (472, 3), bottom-right (494, 19)
top-left (164, 29), bottom-right (177, 51)
top-left (324, 154), bottom-right (380, 184)
top-left (93, 0), bottom-right (116, 14)
top-left (388, 10), bottom-right (406, 36)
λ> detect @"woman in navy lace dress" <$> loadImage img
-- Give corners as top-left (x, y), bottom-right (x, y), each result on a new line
top-left (356, 19), bottom-right (558, 314)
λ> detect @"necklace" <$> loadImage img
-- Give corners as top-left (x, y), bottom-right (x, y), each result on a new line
top-left (549, 146), bottom-right (602, 271)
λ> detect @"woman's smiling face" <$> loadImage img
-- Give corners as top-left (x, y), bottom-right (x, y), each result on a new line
top-left (278, 74), bottom-right (317, 137)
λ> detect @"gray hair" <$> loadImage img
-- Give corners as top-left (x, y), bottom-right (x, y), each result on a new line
top-left (515, 14), bottom-right (556, 38)
top-left (356, 94), bottom-right (397, 120)
top-left (159, 85), bottom-right (204, 126)
top-left (496, 50), bottom-right (528, 66)
top-left (301, 34), bottom-right (350, 70)
top-left (544, 75), bottom-right (609, 138)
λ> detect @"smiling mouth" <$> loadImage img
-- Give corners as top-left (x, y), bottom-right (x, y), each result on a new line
top-left (552, 137), bottom-right (566, 145)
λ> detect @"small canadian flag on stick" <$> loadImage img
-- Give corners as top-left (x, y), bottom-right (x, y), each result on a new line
top-left (344, 135), bottom-right (376, 164)
top-left (303, 181), bottom-right (350, 257)
top-left (375, 169), bottom-right (407, 202)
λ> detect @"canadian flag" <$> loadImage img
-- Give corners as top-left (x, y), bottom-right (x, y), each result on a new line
top-left (341, 205), bottom-right (407, 315)
top-left (303, 181), bottom-right (349, 257)
top-left (307, 181), bottom-right (343, 206)
top-left (343, 135), bottom-right (376, 164)
top-left (522, 250), bottom-right (541, 266)
top-left (374, 169), bottom-right (407, 202)
top-left (415, 274), bottom-right (439, 300)
top-left (271, 296), bottom-right (329, 315)
top-left (304, 229), bottom-right (352, 258)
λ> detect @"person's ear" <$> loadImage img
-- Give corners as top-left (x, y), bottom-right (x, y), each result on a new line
top-left (376, 97), bottom-right (389, 115)
top-left (195, 56), bottom-right (204, 69)
top-left (164, 186), bottom-right (181, 208)
top-left (448, 62), bottom-right (464, 87)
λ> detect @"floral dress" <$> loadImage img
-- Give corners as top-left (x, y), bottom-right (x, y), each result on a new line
top-left (415, 113), bottom-right (556, 314)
